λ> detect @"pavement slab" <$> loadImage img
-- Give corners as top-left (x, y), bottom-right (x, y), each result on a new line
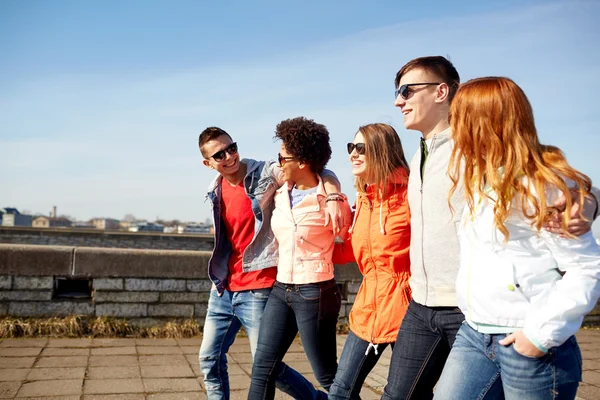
top-left (16, 379), bottom-right (83, 397)
top-left (86, 366), bottom-right (141, 379)
top-left (0, 382), bottom-right (22, 398)
top-left (0, 331), bottom-right (597, 399)
top-left (143, 378), bottom-right (202, 393)
top-left (83, 379), bottom-right (144, 395)
top-left (27, 367), bottom-right (86, 381)
top-left (35, 356), bottom-right (88, 368)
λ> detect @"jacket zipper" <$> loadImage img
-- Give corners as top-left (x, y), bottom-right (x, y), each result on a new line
top-left (366, 197), bottom-right (378, 344)
top-left (299, 235), bottom-right (325, 251)
top-left (420, 134), bottom-right (437, 303)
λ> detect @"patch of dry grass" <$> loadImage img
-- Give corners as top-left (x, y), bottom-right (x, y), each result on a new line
top-left (0, 316), bottom-right (202, 338)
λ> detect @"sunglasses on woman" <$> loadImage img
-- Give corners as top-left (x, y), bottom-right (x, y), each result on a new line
top-left (209, 142), bottom-right (238, 162)
top-left (347, 143), bottom-right (366, 155)
top-left (278, 153), bottom-right (296, 166)
top-left (394, 82), bottom-right (440, 100)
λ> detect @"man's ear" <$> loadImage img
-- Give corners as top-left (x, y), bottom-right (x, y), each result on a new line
top-left (203, 159), bottom-right (213, 169)
top-left (434, 82), bottom-right (450, 103)
top-left (298, 162), bottom-right (306, 170)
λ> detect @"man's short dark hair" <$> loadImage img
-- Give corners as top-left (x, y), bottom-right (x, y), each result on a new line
top-left (395, 56), bottom-right (460, 103)
top-left (198, 127), bottom-right (232, 157)
top-left (275, 117), bottom-right (331, 174)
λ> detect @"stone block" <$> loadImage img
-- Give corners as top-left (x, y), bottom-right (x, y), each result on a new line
top-left (186, 279), bottom-right (212, 292)
top-left (160, 292), bottom-right (208, 303)
top-left (96, 303), bottom-right (147, 317)
top-left (347, 281), bottom-right (362, 294)
top-left (334, 262), bottom-right (362, 282)
top-left (9, 301), bottom-right (94, 317)
top-left (14, 276), bottom-right (53, 290)
top-left (194, 304), bottom-right (208, 317)
top-left (93, 278), bottom-right (123, 291)
top-left (0, 244), bottom-right (73, 276)
top-left (125, 279), bottom-right (186, 292)
top-left (148, 304), bottom-right (194, 318)
top-left (0, 276), bottom-right (11, 289)
top-left (94, 291), bottom-right (159, 303)
top-left (0, 303), bottom-right (7, 316)
top-left (0, 290), bottom-right (53, 301)
top-left (74, 247), bottom-right (211, 278)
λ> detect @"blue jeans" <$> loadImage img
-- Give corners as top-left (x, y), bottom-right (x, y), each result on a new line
top-left (328, 331), bottom-right (393, 399)
top-left (381, 300), bottom-right (465, 400)
top-left (198, 288), bottom-right (320, 400)
top-left (248, 279), bottom-right (341, 399)
top-left (434, 323), bottom-right (582, 400)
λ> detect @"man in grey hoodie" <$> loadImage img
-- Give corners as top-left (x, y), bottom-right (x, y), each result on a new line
top-left (381, 56), bottom-right (600, 399)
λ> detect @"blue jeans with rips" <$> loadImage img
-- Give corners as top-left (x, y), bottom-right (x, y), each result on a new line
top-left (248, 279), bottom-right (341, 399)
top-left (433, 323), bottom-right (582, 400)
top-left (381, 300), bottom-right (465, 400)
top-left (198, 288), bottom-right (321, 400)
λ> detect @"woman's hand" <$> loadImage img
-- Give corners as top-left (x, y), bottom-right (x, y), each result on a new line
top-left (499, 330), bottom-right (546, 358)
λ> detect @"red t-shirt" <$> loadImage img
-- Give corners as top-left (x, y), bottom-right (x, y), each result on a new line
top-left (220, 181), bottom-right (276, 291)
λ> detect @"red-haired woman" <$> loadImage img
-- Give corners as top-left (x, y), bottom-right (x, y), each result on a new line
top-left (434, 77), bottom-right (600, 400)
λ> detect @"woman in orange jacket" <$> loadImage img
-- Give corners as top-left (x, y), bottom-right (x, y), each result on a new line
top-left (329, 123), bottom-right (412, 400)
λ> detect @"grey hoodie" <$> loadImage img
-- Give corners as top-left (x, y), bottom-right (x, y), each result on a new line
top-left (407, 128), bottom-right (465, 306)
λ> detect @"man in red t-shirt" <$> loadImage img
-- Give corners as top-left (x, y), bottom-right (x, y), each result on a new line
top-left (198, 127), bottom-right (346, 399)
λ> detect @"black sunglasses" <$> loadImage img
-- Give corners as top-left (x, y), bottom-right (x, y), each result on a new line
top-left (210, 142), bottom-right (238, 162)
top-left (347, 142), bottom-right (366, 155)
top-left (394, 82), bottom-right (441, 100)
top-left (278, 153), bottom-right (296, 166)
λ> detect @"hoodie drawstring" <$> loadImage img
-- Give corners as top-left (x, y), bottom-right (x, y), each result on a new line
top-left (365, 342), bottom-right (379, 356)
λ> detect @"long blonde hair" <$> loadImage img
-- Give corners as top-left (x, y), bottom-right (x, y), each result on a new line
top-left (355, 123), bottom-right (409, 198)
top-left (448, 77), bottom-right (591, 239)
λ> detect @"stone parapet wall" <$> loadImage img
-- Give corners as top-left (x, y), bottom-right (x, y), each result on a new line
top-left (0, 226), bottom-right (214, 251)
top-left (0, 244), bottom-right (362, 327)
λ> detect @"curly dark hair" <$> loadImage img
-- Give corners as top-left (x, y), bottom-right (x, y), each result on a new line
top-left (274, 117), bottom-right (331, 174)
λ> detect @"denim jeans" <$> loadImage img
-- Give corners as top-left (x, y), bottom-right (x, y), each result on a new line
top-left (328, 331), bottom-right (393, 399)
top-left (381, 300), bottom-right (465, 400)
top-left (198, 288), bottom-right (320, 400)
top-left (248, 279), bottom-right (341, 399)
top-left (434, 323), bottom-right (582, 400)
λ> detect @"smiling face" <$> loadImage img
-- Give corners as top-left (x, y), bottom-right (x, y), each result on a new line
top-left (278, 143), bottom-right (300, 182)
top-left (349, 131), bottom-right (369, 181)
top-left (394, 68), bottom-right (442, 134)
top-left (201, 134), bottom-right (241, 177)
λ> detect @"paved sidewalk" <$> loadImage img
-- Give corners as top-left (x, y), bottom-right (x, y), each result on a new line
top-left (0, 330), bottom-right (598, 399)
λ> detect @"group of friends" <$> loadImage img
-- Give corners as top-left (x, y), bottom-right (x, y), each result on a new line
top-left (196, 56), bottom-right (600, 400)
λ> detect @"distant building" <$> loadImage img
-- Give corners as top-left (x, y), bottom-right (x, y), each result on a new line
top-left (129, 222), bottom-right (164, 233)
top-left (32, 216), bottom-right (72, 228)
top-left (72, 221), bottom-right (95, 229)
top-left (91, 218), bottom-right (120, 230)
top-left (0, 208), bottom-right (32, 227)
top-left (177, 223), bottom-right (211, 234)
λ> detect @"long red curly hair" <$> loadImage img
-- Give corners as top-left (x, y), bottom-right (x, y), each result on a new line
top-left (448, 76), bottom-right (591, 240)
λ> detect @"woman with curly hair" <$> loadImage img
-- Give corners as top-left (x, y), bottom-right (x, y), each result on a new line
top-left (248, 117), bottom-right (350, 399)
top-left (433, 77), bottom-right (600, 399)
top-left (328, 123), bottom-right (412, 400)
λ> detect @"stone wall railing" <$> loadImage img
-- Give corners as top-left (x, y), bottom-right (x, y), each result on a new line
top-left (0, 244), bottom-right (363, 327)
top-left (1, 244), bottom-right (598, 327)
top-left (0, 226), bottom-right (214, 251)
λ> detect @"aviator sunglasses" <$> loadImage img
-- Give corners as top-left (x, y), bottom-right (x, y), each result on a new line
top-left (209, 142), bottom-right (238, 162)
top-left (394, 82), bottom-right (440, 100)
top-left (278, 153), bottom-right (296, 166)
top-left (347, 142), bottom-right (366, 155)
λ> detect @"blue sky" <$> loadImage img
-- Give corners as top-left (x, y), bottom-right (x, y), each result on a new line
top-left (1, 0), bottom-right (599, 234)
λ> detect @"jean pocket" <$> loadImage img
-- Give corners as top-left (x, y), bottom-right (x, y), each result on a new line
top-left (298, 284), bottom-right (321, 301)
top-left (250, 288), bottom-right (271, 299)
top-left (510, 343), bottom-right (549, 361)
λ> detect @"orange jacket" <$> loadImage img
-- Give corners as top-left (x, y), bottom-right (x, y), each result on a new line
top-left (334, 168), bottom-right (411, 344)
